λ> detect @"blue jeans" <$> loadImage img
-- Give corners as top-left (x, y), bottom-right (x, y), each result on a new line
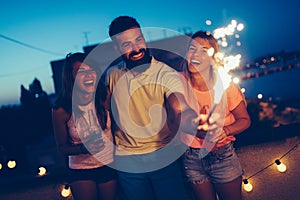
top-left (117, 159), bottom-right (185, 200)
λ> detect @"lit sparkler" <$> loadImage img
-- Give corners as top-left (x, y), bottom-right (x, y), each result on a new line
top-left (206, 67), bottom-right (232, 122)
top-left (206, 19), bottom-right (244, 122)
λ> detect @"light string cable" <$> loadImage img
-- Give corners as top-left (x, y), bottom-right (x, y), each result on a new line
top-left (243, 140), bottom-right (300, 182)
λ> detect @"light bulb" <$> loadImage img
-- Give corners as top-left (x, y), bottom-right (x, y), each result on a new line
top-left (257, 93), bottom-right (263, 99)
top-left (38, 166), bottom-right (47, 176)
top-left (61, 184), bottom-right (71, 198)
top-left (275, 160), bottom-right (287, 172)
top-left (0, 163), bottom-right (2, 170)
top-left (7, 160), bottom-right (16, 169)
top-left (243, 179), bottom-right (253, 192)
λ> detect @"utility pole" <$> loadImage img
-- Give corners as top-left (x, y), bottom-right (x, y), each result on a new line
top-left (83, 31), bottom-right (90, 46)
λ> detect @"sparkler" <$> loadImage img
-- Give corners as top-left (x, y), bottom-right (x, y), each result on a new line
top-left (196, 19), bottom-right (244, 157)
top-left (205, 19), bottom-right (244, 122)
top-left (206, 54), bottom-right (242, 122)
top-left (206, 67), bottom-right (232, 122)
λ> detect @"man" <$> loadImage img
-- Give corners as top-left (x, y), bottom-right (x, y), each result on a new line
top-left (105, 16), bottom-right (211, 200)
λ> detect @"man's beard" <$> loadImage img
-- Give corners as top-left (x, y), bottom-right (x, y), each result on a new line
top-left (122, 48), bottom-right (152, 70)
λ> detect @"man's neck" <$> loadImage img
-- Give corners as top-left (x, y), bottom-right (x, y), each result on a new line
top-left (126, 58), bottom-right (152, 76)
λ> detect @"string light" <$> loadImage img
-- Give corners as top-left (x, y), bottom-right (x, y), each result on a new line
top-left (242, 141), bottom-right (299, 193)
top-left (37, 166), bottom-right (47, 176)
top-left (275, 160), bottom-right (287, 173)
top-left (61, 184), bottom-right (71, 198)
top-left (7, 160), bottom-right (16, 169)
top-left (243, 179), bottom-right (253, 192)
top-left (257, 93), bottom-right (263, 99)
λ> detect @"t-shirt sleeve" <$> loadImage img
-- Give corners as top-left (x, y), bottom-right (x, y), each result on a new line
top-left (105, 66), bottom-right (119, 92)
top-left (164, 70), bottom-right (185, 97)
top-left (226, 83), bottom-right (245, 111)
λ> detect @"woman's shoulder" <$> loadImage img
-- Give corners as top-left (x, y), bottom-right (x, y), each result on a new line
top-left (227, 82), bottom-right (242, 93)
top-left (226, 82), bottom-right (246, 107)
top-left (52, 107), bottom-right (70, 122)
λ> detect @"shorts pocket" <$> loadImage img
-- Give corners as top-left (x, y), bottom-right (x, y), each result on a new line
top-left (215, 143), bottom-right (234, 161)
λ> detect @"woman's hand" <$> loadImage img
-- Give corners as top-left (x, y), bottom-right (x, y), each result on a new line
top-left (206, 128), bottom-right (227, 143)
top-left (194, 113), bottom-right (228, 144)
top-left (83, 134), bottom-right (105, 154)
top-left (194, 113), bottom-right (219, 138)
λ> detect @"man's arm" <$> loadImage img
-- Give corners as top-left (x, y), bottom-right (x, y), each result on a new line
top-left (167, 92), bottom-right (198, 135)
top-left (167, 92), bottom-right (219, 139)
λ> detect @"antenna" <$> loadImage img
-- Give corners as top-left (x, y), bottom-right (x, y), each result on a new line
top-left (83, 31), bottom-right (91, 46)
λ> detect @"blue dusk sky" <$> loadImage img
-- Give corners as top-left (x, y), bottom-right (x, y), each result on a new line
top-left (0, 0), bottom-right (299, 105)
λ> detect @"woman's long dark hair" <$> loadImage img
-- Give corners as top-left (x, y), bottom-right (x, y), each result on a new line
top-left (53, 53), bottom-right (86, 113)
top-left (95, 74), bottom-right (109, 130)
top-left (53, 52), bottom-right (108, 130)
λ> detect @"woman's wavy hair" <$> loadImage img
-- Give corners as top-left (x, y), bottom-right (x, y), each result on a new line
top-left (182, 30), bottom-right (221, 85)
top-left (53, 52), bottom-right (108, 130)
top-left (53, 53), bottom-right (86, 113)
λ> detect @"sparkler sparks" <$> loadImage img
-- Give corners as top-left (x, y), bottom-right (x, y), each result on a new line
top-left (206, 67), bottom-right (232, 121)
top-left (205, 19), bottom-right (244, 121)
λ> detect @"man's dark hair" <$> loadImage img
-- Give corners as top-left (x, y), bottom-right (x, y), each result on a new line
top-left (108, 16), bottom-right (140, 38)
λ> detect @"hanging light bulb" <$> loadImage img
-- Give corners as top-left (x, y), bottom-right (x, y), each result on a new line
top-left (61, 184), bottom-right (71, 198)
top-left (7, 160), bottom-right (16, 169)
top-left (0, 163), bottom-right (2, 170)
top-left (243, 179), bottom-right (253, 192)
top-left (275, 159), bottom-right (287, 172)
top-left (257, 93), bottom-right (263, 100)
top-left (38, 166), bottom-right (47, 176)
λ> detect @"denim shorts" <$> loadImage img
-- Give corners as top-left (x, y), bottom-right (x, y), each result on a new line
top-left (182, 142), bottom-right (243, 184)
top-left (67, 165), bottom-right (117, 184)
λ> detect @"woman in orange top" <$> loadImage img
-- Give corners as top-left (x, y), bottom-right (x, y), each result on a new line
top-left (181, 31), bottom-right (251, 200)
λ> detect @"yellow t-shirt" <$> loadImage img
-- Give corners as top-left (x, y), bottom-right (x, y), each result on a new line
top-left (107, 58), bottom-right (185, 155)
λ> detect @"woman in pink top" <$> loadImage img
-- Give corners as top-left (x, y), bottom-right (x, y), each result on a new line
top-left (181, 31), bottom-right (251, 200)
top-left (52, 53), bottom-right (117, 200)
